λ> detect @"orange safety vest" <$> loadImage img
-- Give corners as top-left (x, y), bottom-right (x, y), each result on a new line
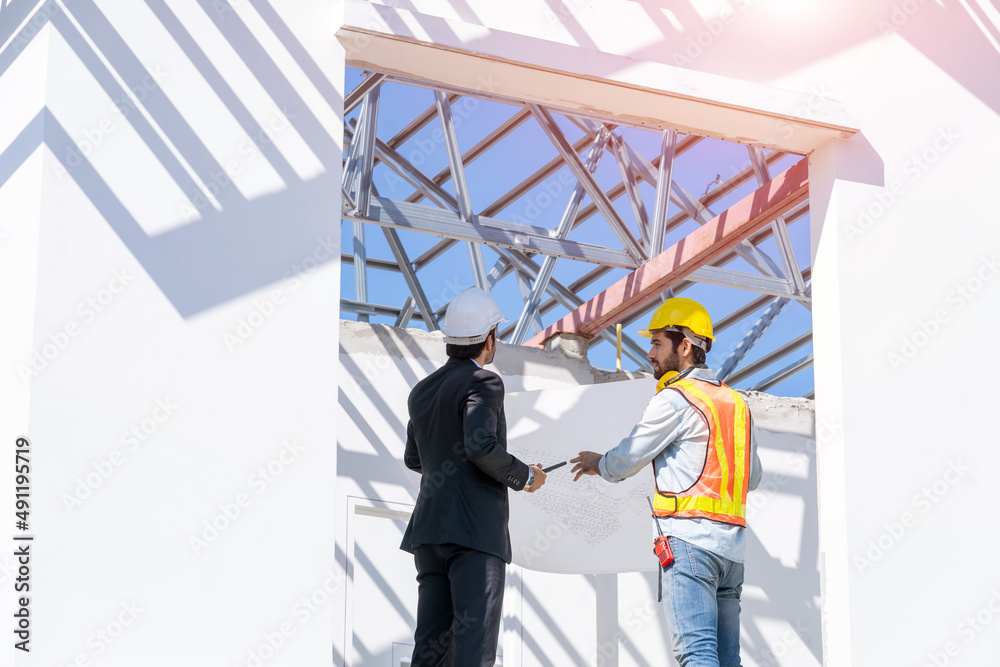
top-left (651, 376), bottom-right (751, 527)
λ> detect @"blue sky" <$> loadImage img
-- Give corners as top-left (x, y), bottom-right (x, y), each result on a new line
top-left (341, 68), bottom-right (814, 397)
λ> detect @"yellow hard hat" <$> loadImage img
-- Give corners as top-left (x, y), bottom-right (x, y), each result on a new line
top-left (638, 297), bottom-right (715, 342)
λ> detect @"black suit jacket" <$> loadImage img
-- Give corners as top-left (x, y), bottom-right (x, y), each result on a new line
top-left (400, 357), bottom-right (530, 563)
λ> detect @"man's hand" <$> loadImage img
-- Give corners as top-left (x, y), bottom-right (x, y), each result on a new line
top-left (525, 464), bottom-right (547, 493)
top-left (570, 451), bottom-right (602, 482)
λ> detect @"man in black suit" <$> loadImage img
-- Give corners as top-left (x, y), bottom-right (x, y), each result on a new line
top-left (401, 287), bottom-right (546, 667)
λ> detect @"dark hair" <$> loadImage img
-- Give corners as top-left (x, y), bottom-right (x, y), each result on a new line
top-left (663, 330), bottom-right (709, 365)
top-left (446, 328), bottom-right (496, 360)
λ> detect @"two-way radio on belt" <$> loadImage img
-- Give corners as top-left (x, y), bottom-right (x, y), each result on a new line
top-left (647, 495), bottom-right (674, 568)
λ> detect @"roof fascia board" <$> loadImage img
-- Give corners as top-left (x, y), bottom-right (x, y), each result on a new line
top-left (337, 0), bottom-right (858, 154)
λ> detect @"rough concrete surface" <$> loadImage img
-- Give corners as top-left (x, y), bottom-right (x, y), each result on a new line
top-left (341, 320), bottom-right (814, 434)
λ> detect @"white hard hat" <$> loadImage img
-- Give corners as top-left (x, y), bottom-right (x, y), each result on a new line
top-left (440, 287), bottom-right (508, 345)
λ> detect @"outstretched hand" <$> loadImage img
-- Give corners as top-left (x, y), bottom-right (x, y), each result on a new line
top-left (570, 451), bottom-right (602, 482)
top-left (525, 464), bottom-right (547, 492)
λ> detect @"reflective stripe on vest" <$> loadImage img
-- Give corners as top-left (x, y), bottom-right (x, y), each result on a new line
top-left (651, 377), bottom-right (751, 527)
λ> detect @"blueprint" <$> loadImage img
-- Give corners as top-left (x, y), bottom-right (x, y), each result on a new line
top-left (506, 378), bottom-right (660, 573)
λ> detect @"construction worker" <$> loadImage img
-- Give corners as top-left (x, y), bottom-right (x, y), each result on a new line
top-left (401, 287), bottom-right (547, 667)
top-left (570, 297), bottom-right (762, 667)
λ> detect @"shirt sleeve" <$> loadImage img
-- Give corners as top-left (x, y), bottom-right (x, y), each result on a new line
top-left (599, 392), bottom-right (684, 483)
top-left (747, 427), bottom-right (763, 491)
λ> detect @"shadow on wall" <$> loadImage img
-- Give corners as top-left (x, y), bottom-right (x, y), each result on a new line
top-left (506, 378), bottom-right (822, 665)
top-left (625, 0), bottom-right (1000, 118)
top-left (336, 330), bottom-right (631, 665)
top-left (4, 0), bottom-right (993, 319)
top-left (347, 0), bottom-right (999, 121)
top-left (0, 0), bottom-right (342, 318)
top-left (337, 323), bottom-right (821, 666)
top-left (742, 429), bottom-right (821, 666)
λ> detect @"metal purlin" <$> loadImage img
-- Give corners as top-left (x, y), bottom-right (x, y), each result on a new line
top-left (341, 70), bottom-right (814, 393)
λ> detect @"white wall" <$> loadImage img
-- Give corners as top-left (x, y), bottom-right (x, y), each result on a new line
top-left (334, 321), bottom-right (597, 665)
top-left (345, 2), bottom-right (1000, 664)
top-left (529, 395), bottom-right (822, 667)
top-left (6, 1), bottom-right (997, 665)
top-left (335, 322), bottom-right (819, 667)
top-left (1, 1), bottom-right (344, 665)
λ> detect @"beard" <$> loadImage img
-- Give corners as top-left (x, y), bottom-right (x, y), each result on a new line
top-left (651, 349), bottom-right (680, 380)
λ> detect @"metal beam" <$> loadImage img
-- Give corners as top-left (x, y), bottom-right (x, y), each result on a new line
top-left (749, 146), bottom-right (807, 296)
top-left (434, 90), bottom-right (489, 290)
top-left (509, 127), bottom-right (612, 345)
top-left (749, 354), bottom-right (814, 392)
top-left (410, 131), bottom-right (595, 272)
top-left (504, 249), bottom-right (653, 367)
top-left (486, 255), bottom-right (508, 290)
top-left (525, 158), bottom-right (810, 345)
top-left (600, 202), bottom-right (810, 331)
top-left (348, 197), bottom-right (639, 268)
top-left (618, 140), bottom-right (785, 280)
top-left (340, 71), bottom-right (816, 391)
top-left (340, 254), bottom-right (401, 273)
top-left (382, 226), bottom-right (440, 331)
top-left (386, 92), bottom-right (460, 150)
top-left (495, 248), bottom-right (651, 370)
top-left (467, 242), bottom-right (490, 291)
top-left (372, 135), bottom-right (458, 212)
top-left (345, 85), bottom-right (382, 323)
top-left (727, 331), bottom-right (812, 385)
top-left (519, 215), bottom-right (812, 342)
top-left (410, 108), bottom-right (532, 205)
top-left (381, 72), bottom-right (754, 139)
top-left (395, 297), bottom-right (416, 328)
top-left (611, 135), bottom-right (651, 250)
top-left (650, 129), bottom-right (676, 255)
top-left (507, 210), bottom-right (807, 341)
top-left (514, 269), bottom-right (543, 336)
top-left (341, 298), bottom-right (425, 321)
top-left (345, 121), bottom-right (459, 213)
top-left (528, 103), bottom-right (646, 264)
top-left (352, 220), bottom-right (369, 322)
top-left (716, 296), bottom-right (790, 382)
top-left (658, 151), bottom-right (790, 249)
top-left (687, 266), bottom-right (804, 300)
top-left (366, 80), bottom-right (788, 276)
top-left (342, 186), bottom-right (355, 214)
top-left (714, 293), bottom-right (778, 335)
top-left (344, 71), bottom-right (387, 114)
top-left (569, 130), bottom-right (701, 225)
top-left (570, 142), bottom-right (781, 240)
top-left (435, 91), bottom-right (474, 222)
top-left (354, 84), bottom-right (381, 217)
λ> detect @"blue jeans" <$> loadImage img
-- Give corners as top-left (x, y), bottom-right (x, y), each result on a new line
top-left (660, 536), bottom-right (745, 667)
